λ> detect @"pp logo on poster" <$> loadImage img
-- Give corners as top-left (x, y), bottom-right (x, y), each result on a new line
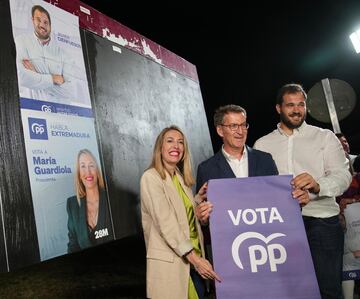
top-left (28, 117), bottom-right (48, 140)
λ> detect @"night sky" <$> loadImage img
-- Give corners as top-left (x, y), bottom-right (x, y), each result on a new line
top-left (81, 0), bottom-right (360, 153)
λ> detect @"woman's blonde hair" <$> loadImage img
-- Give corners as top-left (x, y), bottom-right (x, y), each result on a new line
top-left (149, 125), bottom-right (195, 187)
top-left (75, 149), bottom-right (105, 201)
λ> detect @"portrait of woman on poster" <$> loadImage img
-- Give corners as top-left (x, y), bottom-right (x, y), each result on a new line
top-left (67, 149), bottom-right (113, 253)
top-left (140, 125), bottom-right (221, 299)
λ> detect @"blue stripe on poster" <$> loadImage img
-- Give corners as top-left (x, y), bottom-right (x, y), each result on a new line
top-left (20, 98), bottom-right (93, 118)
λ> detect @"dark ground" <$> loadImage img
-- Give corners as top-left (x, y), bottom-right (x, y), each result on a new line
top-left (1, 235), bottom-right (360, 299)
top-left (0, 235), bottom-right (146, 298)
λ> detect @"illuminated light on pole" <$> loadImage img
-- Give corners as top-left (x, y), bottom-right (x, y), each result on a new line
top-left (350, 29), bottom-right (360, 53)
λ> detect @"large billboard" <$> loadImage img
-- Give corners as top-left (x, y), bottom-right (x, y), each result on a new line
top-left (0, 0), bottom-right (213, 271)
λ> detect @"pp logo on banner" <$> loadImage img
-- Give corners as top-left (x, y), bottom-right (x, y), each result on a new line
top-left (41, 104), bottom-right (53, 113)
top-left (232, 232), bottom-right (287, 273)
top-left (28, 117), bottom-right (48, 140)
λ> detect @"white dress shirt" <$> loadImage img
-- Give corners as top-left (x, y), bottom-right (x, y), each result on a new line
top-left (254, 122), bottom-right (351, 218)
top-left (222, 145), bottom-right (249, 178)
top-left (15, 33), bottom-right (88, 105)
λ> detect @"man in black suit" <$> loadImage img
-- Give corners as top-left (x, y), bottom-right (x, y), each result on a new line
top-left (194, 105), bottom-right (279, 296)
top-left (196, 104), bottom-right (278, 194)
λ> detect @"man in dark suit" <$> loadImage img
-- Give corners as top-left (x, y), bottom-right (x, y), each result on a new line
top-left (194, 105), bottom-right (279, 296)
top-left (196, 104), bottom-right (278, 195)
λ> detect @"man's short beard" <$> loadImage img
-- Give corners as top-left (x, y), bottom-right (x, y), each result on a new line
top-left (35, 30), bottom-right (50, 41)
top-left (280, 111), bottom-right (306, 129)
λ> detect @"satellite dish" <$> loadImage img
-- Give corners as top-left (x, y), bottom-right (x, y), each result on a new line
top-left (307, 79), bottom-right (356, 123)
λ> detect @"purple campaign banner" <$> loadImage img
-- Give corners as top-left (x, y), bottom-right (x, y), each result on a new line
top-left (208, 175), bottom-right (320, 299)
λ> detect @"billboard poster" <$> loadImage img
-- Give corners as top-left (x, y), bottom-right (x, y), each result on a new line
top-left (9, 0), bottom-right (91, 107)
top-left (9, 0), bottom-right (115, 261)
top-left (208, 175), bottom-right (320, 299)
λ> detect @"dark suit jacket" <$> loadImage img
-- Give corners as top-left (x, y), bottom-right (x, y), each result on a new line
top-left (196, 145), bottom-right (278, 192)
top-left (66, 190), bottom-right (114, 253)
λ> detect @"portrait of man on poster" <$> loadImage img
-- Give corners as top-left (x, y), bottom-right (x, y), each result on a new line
top-left (13, 4), bottom-right (90, 106)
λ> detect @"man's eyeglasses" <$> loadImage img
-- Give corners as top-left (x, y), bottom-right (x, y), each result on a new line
top-left (221, 123), bottom-right (250, 131)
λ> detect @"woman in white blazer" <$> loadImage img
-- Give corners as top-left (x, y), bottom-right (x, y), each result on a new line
top-left (140, 125), bottom-right (220, 299)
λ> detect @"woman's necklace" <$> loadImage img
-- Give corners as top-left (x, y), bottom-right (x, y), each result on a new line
top-left (87, 198), bottom-right (99, 229)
